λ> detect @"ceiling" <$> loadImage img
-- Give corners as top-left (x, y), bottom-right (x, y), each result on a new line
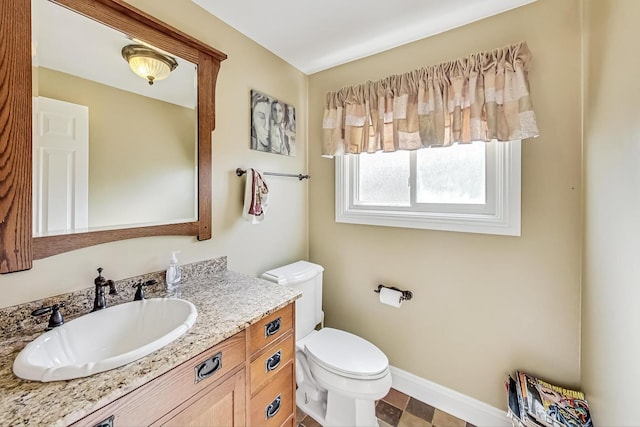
top-left (33, 0), bottom-right (537, 100)
top-left (192, 0), bottom-right (537, 75)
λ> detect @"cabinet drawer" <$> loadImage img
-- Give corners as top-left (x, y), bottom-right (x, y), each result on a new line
top-left (73, 331), bottom-right (246, 427)
top-left (250, 334), bottom-right (294, 394)
top-left (248, 304), bottom-right (293, 356)
top-left (250, 363), bottom-right (294, 427)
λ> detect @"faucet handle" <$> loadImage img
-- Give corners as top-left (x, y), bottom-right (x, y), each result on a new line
top-left (95, 267), bottom-right (107, 286)
top-left (107, 279), bottom-right (118, 295)
top-left (31, 302), bottom-right (65, 330)
top-left (132, 279), bottom-right (158, 301)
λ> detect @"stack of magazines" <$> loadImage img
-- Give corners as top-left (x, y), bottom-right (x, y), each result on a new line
top-left (506, 371), bottom-right (593, 427)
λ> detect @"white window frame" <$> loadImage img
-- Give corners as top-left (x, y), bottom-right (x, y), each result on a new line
top-left (335, 140), bottom-right (521, 236)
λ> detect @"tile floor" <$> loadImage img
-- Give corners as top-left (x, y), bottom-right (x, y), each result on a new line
top-left (296, 387), bottom-right (476, 427)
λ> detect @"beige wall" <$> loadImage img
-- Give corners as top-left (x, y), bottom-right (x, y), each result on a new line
top-left (582, 1), bottom-right (640, 425)
top-left (308, 0), bottom-right (582, 410)
top-left (38, 67), bottom-right (197, 228)
top-left (1, 0), bottom-right (308, 308)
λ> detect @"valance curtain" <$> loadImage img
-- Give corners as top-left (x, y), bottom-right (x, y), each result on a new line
top-left (322, 41), bottom-right (539, 157)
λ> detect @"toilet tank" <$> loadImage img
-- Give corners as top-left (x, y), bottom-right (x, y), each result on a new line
top-left (261, 261), bottom-right (324, 340)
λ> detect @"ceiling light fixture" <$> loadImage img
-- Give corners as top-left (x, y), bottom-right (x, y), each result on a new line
top-left (121, 44), bottom-right (178, 85)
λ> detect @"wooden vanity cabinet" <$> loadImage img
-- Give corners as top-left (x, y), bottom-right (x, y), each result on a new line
top-left (246, 304), bottom-right (296, 427)
top-left (73, 302), bottom-right (296, 427)
top-left (73, 331), bottom-right (247, 427)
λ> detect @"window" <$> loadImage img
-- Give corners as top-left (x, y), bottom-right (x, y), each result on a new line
top-left (335, 141), bottom-right (521, 236)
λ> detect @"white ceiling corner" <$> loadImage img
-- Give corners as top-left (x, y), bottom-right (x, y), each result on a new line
top-left (192, 0), bottom-right (538, 75)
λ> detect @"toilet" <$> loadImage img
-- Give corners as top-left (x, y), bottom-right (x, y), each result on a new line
top-left (261, 261), bottom-right (392, 427)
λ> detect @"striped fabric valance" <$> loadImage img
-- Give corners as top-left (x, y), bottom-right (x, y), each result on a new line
top-left (322, 41), bottom-right (539, 157)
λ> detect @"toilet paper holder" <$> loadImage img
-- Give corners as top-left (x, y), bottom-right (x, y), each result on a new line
top-left (374, 284), bottom-right (413, 301)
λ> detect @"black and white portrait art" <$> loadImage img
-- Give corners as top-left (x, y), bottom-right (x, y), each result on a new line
top-left (250, 90), bottom-right (296, 156)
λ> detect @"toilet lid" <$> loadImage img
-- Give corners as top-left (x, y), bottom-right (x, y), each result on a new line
top-left (304, 328), bottom-right (389, 379)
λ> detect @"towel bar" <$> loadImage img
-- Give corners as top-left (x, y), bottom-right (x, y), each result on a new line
top-left (236, 168), bottom-right (310, 181)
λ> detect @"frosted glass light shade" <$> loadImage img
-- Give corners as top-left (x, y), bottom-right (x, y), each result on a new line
top-left (122, 44), bottom-right (178, 85)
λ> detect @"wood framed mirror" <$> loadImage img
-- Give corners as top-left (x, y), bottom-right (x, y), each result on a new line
top-left (0, 0), bottom-right (226, 273)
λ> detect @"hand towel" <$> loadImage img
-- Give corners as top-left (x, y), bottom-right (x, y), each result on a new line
top-left (242, 169), bottom-right (269, 224)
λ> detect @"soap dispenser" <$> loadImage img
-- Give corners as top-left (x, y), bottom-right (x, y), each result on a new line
top-left (166, 251), bottom-right (182, 297)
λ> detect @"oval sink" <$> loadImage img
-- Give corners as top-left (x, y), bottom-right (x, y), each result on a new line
top-left (13, 298), bottom-right (197, 382)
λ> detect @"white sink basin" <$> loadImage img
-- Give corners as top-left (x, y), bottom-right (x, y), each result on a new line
top-left (13, 298), bottom-right (197, 382)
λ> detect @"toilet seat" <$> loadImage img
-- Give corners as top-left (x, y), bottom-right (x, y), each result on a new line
top-left (303, 328), bottom-right (389, 380)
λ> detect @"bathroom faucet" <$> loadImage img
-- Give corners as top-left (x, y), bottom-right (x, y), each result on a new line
top-left (133, 279), bottom-right (158, 301)
top-left (31, 302), bottom-right (65, 331)
top-left (92, 267), bottom-right (116, 312)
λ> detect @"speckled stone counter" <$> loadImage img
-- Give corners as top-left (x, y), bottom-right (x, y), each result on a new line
top-left (0, 257), bottom-right (300, 426)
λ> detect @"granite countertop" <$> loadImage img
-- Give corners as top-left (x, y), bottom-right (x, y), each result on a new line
top-left (0, 258), bottom-right (300, 426)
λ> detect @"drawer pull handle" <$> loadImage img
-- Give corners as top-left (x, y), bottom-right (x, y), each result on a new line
top-left (195, 351), bottom-right (222, 383)
top-left (265, 394), bottom-right (281, 420)
top-left (94, 415), bottom-right (114, 427)
top-left (264, 317), bottom-right (281, 338)
top-left (265, 350), bottom-right (282, 372)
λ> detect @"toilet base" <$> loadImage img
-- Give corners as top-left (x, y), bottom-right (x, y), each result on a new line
top-left (296, 388), bottom-right (326, 426)
top-left (296, 387), bottom-right (380, 427)
top-left (325, 390), bottom-right (380, 427)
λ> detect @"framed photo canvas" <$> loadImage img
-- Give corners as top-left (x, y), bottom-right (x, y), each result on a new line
top-left (250, 89), bottom-right (296, 156)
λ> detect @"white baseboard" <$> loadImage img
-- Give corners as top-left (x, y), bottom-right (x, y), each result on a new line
top-left (390, 366), bottom-right (511, 427)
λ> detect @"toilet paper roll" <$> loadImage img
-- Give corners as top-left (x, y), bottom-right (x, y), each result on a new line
top-left (379, 287), bottom-right (403, 308)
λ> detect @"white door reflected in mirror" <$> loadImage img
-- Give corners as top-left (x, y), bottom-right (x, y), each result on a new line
top-left (32, 96), bottom-right (89, 237)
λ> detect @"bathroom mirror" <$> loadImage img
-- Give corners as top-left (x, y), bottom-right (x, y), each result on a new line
top-left (0, 0), bottom-right (227, 273)
top-left (33, 0), bottom-right (198, 238)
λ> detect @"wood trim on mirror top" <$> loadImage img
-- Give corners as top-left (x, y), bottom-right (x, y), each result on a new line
top-left (0, 0), bottom-right (226, 273)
